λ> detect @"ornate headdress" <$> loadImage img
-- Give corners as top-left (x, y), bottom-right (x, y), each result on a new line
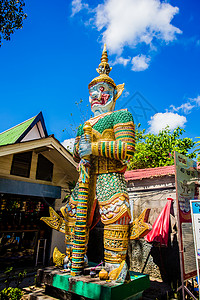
top-left (88, 44), bottom-right (124, 102)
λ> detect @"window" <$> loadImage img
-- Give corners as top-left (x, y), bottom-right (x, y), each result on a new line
top-left (11, 152), bottom-right (32, 178)
top-left (36, 154), bottom-right (53, 182)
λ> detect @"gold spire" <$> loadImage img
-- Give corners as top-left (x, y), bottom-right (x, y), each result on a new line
top-left (96, 43), bottom-right (112, 75)
top-left (101, 44), bottom-right (108, 63)
top-left (88, 45), bottom-right (125, 102)
top-left (88, 43), bottom-right (116, 88)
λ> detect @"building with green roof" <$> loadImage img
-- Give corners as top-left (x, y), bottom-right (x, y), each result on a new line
top-left (0, 112), bottom-right (48, 146)
top-left (0, 112), bottom-right (77, 271)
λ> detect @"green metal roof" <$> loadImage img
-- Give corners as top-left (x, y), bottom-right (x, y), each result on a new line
top-left (0, 116), bottom-right (36, 146)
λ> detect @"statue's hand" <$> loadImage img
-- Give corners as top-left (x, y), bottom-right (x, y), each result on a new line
top-left (79, 134), bottom-right (92, 158)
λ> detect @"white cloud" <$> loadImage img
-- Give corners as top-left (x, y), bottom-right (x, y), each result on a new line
top-left (170, 102), bottom-right (195, 114)
top-left (71, 0), bottom-right (88, 17)
top-left (131, 54), bottom-right (150, 71)
top-left (112, 56), bottom-right (131, 66)
top-left (190, 95), bottom-right (200, 106)
top-left (148, 112), bottom-right (187, 134)
top-left (94, 0), bottom-right (181, 55)
top-left (169, 95), bottom-right (200, 115)
top-left (62, 138), bottom-right (75, 153)
top-left (148, 95), bottom-right (200, 134)
top-left (71, 0), bottom-right (182, 70)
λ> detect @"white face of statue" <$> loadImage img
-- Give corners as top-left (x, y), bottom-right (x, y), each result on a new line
top-left (89, 82), bottom-right (116, 116)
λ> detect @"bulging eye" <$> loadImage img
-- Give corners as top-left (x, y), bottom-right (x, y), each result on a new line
top-left (99, 86), bottom-right (104, 92)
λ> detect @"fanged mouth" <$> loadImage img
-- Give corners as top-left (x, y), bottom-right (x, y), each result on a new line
top-left (91, 94), bottom-right (110, 108)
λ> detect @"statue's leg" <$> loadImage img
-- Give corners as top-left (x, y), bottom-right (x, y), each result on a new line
top-left (104, 213), bottom-right (130, 270)
top-left (60, 175), bottom-right (97, 270)
top-left (96, 173), bottom-right (131, 271)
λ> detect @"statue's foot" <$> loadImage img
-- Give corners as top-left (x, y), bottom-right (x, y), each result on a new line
top-left (105, 262), bottom-right (120, 272)
top-left (108, 260), bottom-right (128, 283)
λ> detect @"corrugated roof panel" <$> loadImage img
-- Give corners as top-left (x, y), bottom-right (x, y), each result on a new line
top-left (0, 116), bottom-right (36, 146)
top-left (125, 165), bottom-right (175, 181)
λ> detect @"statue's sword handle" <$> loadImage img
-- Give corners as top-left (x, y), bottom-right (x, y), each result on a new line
top-left (83, 121), bottom-right (92, 159)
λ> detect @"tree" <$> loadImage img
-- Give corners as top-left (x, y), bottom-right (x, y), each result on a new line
top-left (194, 138), bottom-right (200, 162)
top-left (127, 125), bottom-right (196, 170)
top-left (0, 0), bottom-right (27, 46)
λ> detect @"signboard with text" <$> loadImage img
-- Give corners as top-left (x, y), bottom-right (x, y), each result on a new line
top-left (191, 201), bottom-right (200, 259)
top-left (174, 151), bottom-right (199, 280)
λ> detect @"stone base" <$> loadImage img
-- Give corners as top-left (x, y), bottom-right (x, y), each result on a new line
top-left (35, 266), bottom-right (150, 300)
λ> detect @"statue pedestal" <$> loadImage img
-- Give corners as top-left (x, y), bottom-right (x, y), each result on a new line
top-left (36, 267), bottom-right (150, 300)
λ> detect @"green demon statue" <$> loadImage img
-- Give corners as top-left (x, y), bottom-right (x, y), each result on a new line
top-left (41, 45), bottom-right (150, 279)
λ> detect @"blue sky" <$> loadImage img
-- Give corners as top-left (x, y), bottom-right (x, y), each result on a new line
top-left (0, 0), bottom-right (200, 148)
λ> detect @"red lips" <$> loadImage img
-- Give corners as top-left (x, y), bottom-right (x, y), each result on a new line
top-left (91, 93), bottom-right (110, 108)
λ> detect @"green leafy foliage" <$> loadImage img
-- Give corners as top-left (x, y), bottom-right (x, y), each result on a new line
top-left (4, 267), bottom-right (14, 289)
top-left (0, 0), bottom-right (27, 46)
top-left (0, 287), bottom-right (23, 300)
top-left (194, 137), bottom-right (200, 162)
top-left (3, 267), bottom-right (26, 288)
top-left (15, 270), bottom-right (27, 288)
top-left (0, 267), bottom-right (26, 300)
top-left (128, 125), bottom-right (196, 170)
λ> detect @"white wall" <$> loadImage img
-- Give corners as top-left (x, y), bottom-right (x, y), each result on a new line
top-left (127, 175), bottom-right (176, 224)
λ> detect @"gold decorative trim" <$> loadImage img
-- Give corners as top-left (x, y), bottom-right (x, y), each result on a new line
top-left (90, 156), bottom-right (126, 175)
top-left (41, 207), bottom-right (65, 233)
top-left (91, 142), bottom-right (98, 156)
top-left (104, 224), bottom-right (129, 233)
top-left (53, 247), bottom-right (65, 267)
top-left (101, 205), bottom-right (131, 225)
top-left (60, 206), bottom-right (68, 221)
top-left (88, 74), bottom-right (116, 89)
top-left (104, 224), bottom-right (129, 253)
top-left (92, 128), bottom-right (115, 143)
top-left (99, 192), bottom-right (128, 206)
top-left (91, 128), bottom-right (101, 142)
top-left (102, 129), bottom-right (115, 141)
top-left (113, 121), bottom-right (135, 130)
top-left (130, 209), bottom-right (151, 240)
top-left (104, 252), bottom-right (126, 264)
top-left (114, 84), bottom-right (125, 102)
top-left (65, 220), bottom-right (75, 245)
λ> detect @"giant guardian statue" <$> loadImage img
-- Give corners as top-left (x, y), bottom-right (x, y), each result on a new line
top-left (42, 45), bottom-right (150, 279)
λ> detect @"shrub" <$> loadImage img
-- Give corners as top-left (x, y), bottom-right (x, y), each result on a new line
top-left (0, 287), bottom-right (23, 300)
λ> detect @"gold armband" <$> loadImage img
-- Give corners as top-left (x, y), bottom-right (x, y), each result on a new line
top-left (91, 142), bottom-right (99, 156)
top-left (91, 141), bottom-right (127, 160)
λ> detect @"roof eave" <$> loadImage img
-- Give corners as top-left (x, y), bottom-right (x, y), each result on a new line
top-left (0, 136), bottom-right (77, 168)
